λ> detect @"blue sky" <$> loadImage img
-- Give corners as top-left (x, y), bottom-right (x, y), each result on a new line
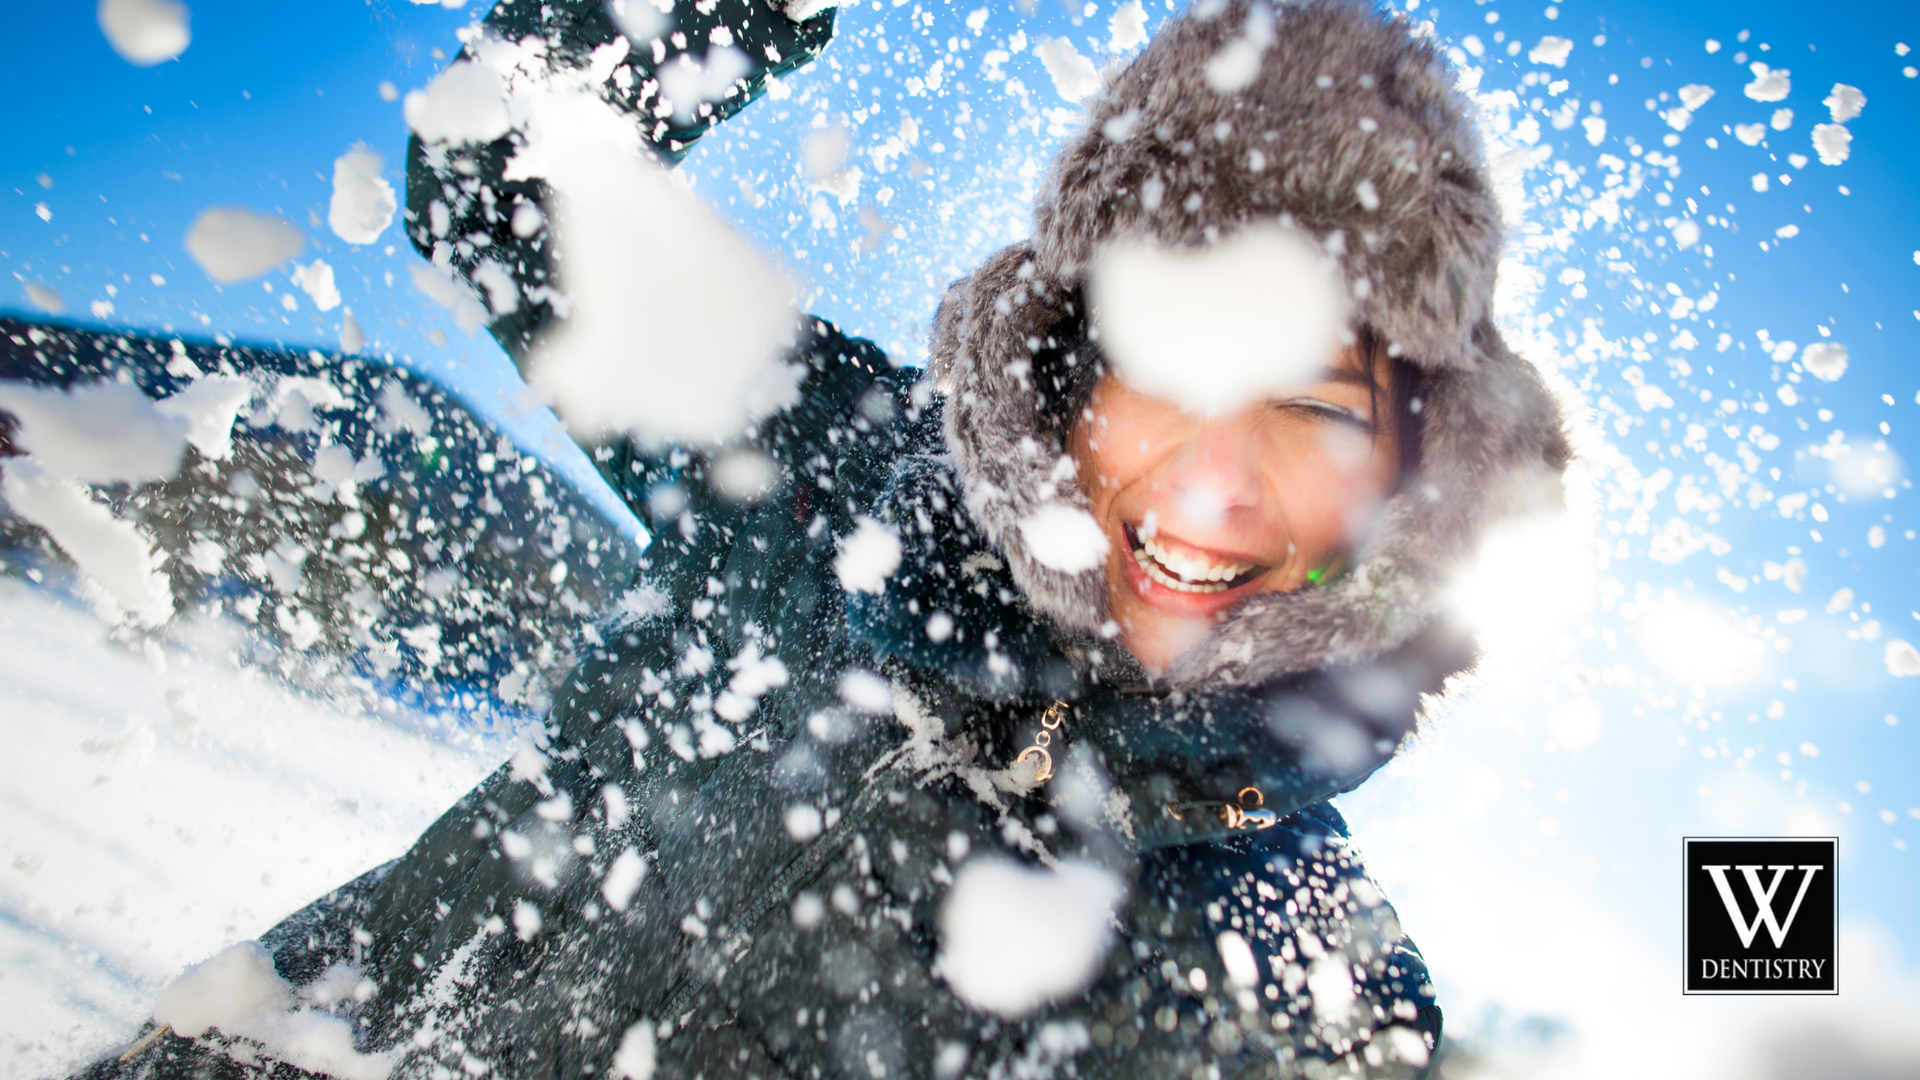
top-left (4, 0), bottom-right (1919, 1067)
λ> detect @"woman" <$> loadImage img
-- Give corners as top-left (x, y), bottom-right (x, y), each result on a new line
top-left (90, 0), bottom-right (1568, 1077)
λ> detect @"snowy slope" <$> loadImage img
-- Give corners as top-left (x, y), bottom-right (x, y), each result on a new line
top-left (0, 580), bottom-right (502, 1080)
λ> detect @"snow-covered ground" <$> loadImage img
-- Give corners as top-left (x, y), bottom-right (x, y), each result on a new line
top-left (0, 580), bottom-right (502, 1080)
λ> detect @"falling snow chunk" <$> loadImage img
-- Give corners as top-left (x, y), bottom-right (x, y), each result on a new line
top-left (339, 310), bottom-right (365, 353)
top-left (153, 942), bottom-right (396, 1080)
top-left (613, 1021), bottom-right (658, 1080)
top-left (1744, 62), bottom-right (1790, 102)
top-left (834, 517), bottom-right (902, 594)
top-left (1018, 504), bottom-right (1109, 573)
top-left (657, 47), bottom-right (753, 123)
top-left (157, 374), bottom-right (253, 461)
top-left (838, 669), bottom-right (893, 715)
top-left (1677, 84), bottom-right (1714, 110)
top-left (184, 207), bottom-right (305, 283)
top-left (1670, 220), bottom-right (1701, 250)
top-left (784, 804), bottom-right (824, 841)
top-left (1772, 108), bottom-right (1794, 131)
top-left (409, 263), bottom-right (490, 333)
top-left (1735, 123), bottom-right (1766, 146)
top-left (24, 282), bottom-right (65, 314)
top-left (1528, 36), bottom-right (1573, 67)
top-left (513, 92), bottom-right (800, 444)
top-left (1204, 2), bottom-right (1273, 94)
top-left (0, 380), bottom-right (190, 484)
top-left (1108, 0), bottom-right (1147, 51)
top-left (328, 147), bottom-right (396, 245)
top-left (1812, 123), bottom-right (1852, 165)
top-left (1752, 173), bottom-right (1770, 192)
top-left (1801, 342), bottom-right (1848, 381)
top-left (1887, 641), bottom-right (1920, 678)
top-left (1036, 38), bottom-right (1101, 103)
top-left (1091, 225), bottom-right (1347, 416)
top-left (1581, 116), bottom-right (1606, 146)
top-left (290, 260), bottom-right (341, 312)
top-left (938, 859), bottom-right (1123, 1017)
top-left (404, 62), bottom-right (511, 146)
top-left (1824, 83), bottom-right (1866, 123)
top-left (602, 848), bottom-right (646, 912)
top-left (98, 0), bottom-right (190, 66)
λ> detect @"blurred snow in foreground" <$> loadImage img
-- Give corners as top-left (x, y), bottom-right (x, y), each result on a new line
top-left (0, 581), bottom-right (500, 1080)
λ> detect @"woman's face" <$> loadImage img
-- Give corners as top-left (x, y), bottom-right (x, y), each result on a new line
top-left (1066, 346), bottom-right (1403, 675)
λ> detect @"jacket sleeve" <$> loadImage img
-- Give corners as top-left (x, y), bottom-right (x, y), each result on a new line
top-left (404, 0), bottom-right (837, 370)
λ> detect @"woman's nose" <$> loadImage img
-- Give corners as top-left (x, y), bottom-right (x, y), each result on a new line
top-left (1167, 417), bottom-right (1263, 522)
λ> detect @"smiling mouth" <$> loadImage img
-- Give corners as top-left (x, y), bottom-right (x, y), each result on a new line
top-left (1125, 525), bottom-right (1269, 595)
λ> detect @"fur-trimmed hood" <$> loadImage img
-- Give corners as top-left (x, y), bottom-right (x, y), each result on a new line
top-left (930, 0), bottom-right (1571, 688)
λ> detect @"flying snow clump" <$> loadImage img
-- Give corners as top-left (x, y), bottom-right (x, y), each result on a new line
top-left (0, 380), bottom-right (192, 484)
top-left (1811, 123), bottom-right (1852, 165)
top-left (1734, 122), bottom-right (1766, 146)
top-left (24, 283), bottom-right (65, 314)
top-left (405, 61), bottom-right (512, 145)
top-left (1109, 0), bottom-right (1147, 51)
top-left (834, 517), bottom-right (902, 594)
top-left (98, 0), bottom-right (190, 66)
top-left (512, 90), bottom-right (800, 444)
top-left (612, 1020), bottom-right (658, 1080)
top-left (0, 459), bottom-right (174, 626)
top-left (154, 942), bottom-right (396, 1080)
top-left (1744, 62), bottom-right (1790, 102)
top-left (291, 260), bottom-right (341, 312)
top-left (328, 147), bottom-right (397, 244)
top-left (184, 208), bottom-right (304, 283)
top-left (409, 263), bottom-right (490, 333)
top-left (1887, 641), bottom-right (1920, 678)
top-left (1037, 38), bottom-right (1102, 103)
top-left (1823, 83), bottom-right (1866, 123)
top-left (656, 46), bottom-right (754, 122)
top-left (1203, 2), bottom-right (1273, 93)
top-left (1019, 504), bottom-right (1109, 573)
top-left (938, 859), bottom-right (1124, 1017)
top-left (1528, 36), bottom-right (1573, 68)
top-left (1800, 342), bottom-right (1848, 381)
top-left (1677, 83), bottom-right (1714, 110)
top-left (1091, 224), bottom-right (1348, 416)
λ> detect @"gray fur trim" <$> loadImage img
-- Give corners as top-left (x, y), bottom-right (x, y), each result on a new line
top-left (929, 0), bottom-right (1572, 687)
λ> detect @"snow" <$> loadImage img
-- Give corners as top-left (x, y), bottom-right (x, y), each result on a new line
top-left (1801, 342), bottom-right (1848, 381)
top-left (327, 148), bottom-right (396, 245)
top-left (0, 583), bottom-right (498, 1077)
top-left (1744, 62), bottom-right (1791, 102)
top-left (837, 669), bottom-right (893, 714)
top-left (507, 89), bottom-right (801, 445)
top-left (1036, 39), bottom-right (1101, 103)
top-left (601, 848), bottom-right (646, 912)
top-left (408, 263), bottom-right (490, 333)
top-left (833, 517), bottom-right (902, 594)
top-left (1670, 219), bottom-right (1700, 249)
top-left (152, 942), bottom-right (396, 1080)
top-left (1734, 122), bottom-right (1766, 146)
top-left (1107, 1), bottom-right (1146, 52)
top-left (611, 1020), bottom-right (657, 1080)
top-left (184, 208), bottom-right (306, 284)
top-left (404, 62), bottom-right (511, 146)
top-left (24, 282), bottom-right (65, 314)
top-left (0, 380), bottom-right (190, 485)
top-left (1677, 83), bottom-right (1714, 110)
top-left (937, 859), bottom-right (1123, 1018)
top-left (1812, 123), bottom-right (1853, 165)
top-left (1202, 3), bottom-right (1272, 94)
top-left (291, 260), bottom-right (342, 312)
top-left (1214, 930), bottom-right (1259, 988)
top-left (156, 374), bottom-right (253, 460)
top-left (1017, 504), bottom-right (1108, 573)
top-left (97, 0), bottom-right (190, 66)
top-left (1887, 641), bottom-right (1920, 677)
top-left (655, 47), bottom-right (753, 123)
top-left (1528, 36), bottom-right (1573, 68)
top-left (1090, 224), bottom-right (1348, 416)
top-left (1824, 83), bottom-right (1867, 123)
top-left (607, 0), bottom-right (671, 43)
top-left (782, 0), bottom-right (837, 24)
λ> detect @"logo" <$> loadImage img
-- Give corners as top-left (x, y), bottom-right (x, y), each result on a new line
top-left (1684, 837), bottom-right (1836, 994)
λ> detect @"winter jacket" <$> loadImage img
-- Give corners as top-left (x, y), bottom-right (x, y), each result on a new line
top-left (87, 1), bottom-right (1571, 1078)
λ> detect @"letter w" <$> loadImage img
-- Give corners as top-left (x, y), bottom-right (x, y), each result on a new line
top-left (1701, 865), bottom-right (1824, 948)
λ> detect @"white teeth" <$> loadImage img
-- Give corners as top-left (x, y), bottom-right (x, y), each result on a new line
top-left (1132, 534), bottom-right (1258, 594)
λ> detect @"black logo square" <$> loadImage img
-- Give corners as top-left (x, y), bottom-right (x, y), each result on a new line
top-left (1684, 837), bottom-right (1837, 995)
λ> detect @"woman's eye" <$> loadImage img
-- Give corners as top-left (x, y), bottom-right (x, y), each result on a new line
top-left (1274, 398), bottom-right (1372, 430)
